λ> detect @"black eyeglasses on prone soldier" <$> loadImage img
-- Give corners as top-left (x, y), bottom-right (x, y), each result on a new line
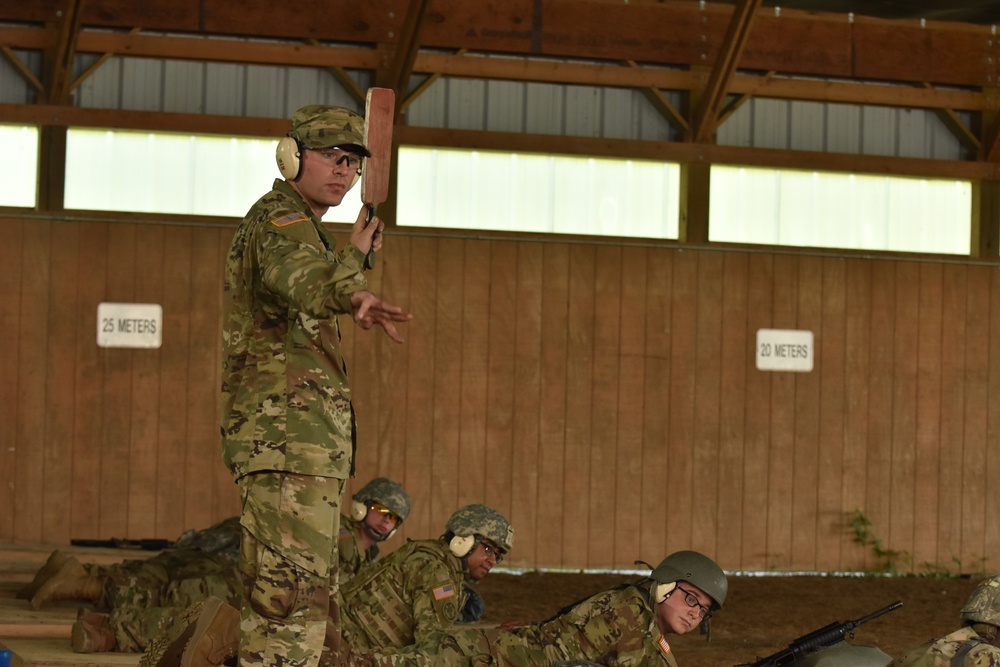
top-left (674, 583), bottom-right (712, 619)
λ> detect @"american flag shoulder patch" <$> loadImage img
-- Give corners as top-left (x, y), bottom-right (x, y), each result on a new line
top-left (657, 635), bottom-right (671, 655)
top-left (432, 584), bottom-right (455, 600)
top-left (271, 213), bottom-right (308, 227)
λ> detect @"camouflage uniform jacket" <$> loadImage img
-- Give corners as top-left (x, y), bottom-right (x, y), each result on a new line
top-left (365, 583), bottom-right (679, 666)
top-left (890, 626), bottom-right (1000, 666)
top-left (487, 583), bottom-right (679, 666)
top-left (221, 178), bottom-right (368, 482)
top-left (339, 513), bottom-right (380, 584)
top-left (340, 539), bottom-right (470, 651)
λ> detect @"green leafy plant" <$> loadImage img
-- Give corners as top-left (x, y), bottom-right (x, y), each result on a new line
top-left (847, 509), bottom-right (911, 575)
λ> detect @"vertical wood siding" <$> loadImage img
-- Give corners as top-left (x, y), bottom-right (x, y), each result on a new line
top-left (2, 214), bottom-right (998, 574)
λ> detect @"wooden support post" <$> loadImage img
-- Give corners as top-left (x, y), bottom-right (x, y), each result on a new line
top-left (37, 126), bottom-right (67, 212)
top-left (679, 161), bottom-right (710, 245)
top-left (971, 180), bottom-right (1000, 259)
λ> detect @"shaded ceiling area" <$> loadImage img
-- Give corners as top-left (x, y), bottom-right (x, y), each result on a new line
top-left (718, 0), bottom-right (1000, 25)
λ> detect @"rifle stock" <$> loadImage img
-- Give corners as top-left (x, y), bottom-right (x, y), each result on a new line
top-left (70, 538), bottom-right (173, 550)
top-left (734, 600), bottom-right (902, 667)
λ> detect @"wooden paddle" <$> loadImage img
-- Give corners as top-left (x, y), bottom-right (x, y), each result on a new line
top-left (361, 87), bottom-right (395, 270)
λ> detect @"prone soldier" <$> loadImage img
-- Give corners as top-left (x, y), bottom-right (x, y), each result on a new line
top-left (889, 574), bottom-right (1000, 667)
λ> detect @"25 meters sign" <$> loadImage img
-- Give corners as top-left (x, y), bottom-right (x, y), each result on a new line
top-left (756, 329), bottom-right (813, 372)
top-left (97, 302), bottom-right (162, 349)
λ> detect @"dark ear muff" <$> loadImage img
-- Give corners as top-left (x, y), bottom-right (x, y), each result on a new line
top-left (351, 500), bottom-right (367, 522)
top-left (275, 136), bottom-right (301, 180)
top-left (449, 535), bottom-right (476, 558)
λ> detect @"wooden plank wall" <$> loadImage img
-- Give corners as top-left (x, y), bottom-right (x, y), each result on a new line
top-left (2, 214), bottom-right (999, 575)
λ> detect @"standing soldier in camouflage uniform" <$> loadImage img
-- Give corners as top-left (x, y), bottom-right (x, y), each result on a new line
top-left (889, 574), bottom-right (1000, 666)
top-left (339, 478), bottom-right (411, 583)
top-left (340, 504), bottom-right (514, 662)
top-left (221, 104), bottom-right (412, 667)
top-left (354, 549), bottom-right (727, 667)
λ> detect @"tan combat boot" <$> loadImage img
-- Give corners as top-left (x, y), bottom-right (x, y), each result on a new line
top-left (140, 597), bottom-right (239, 667)
top-left (30, 556), bottom-right (105, 610)
top-left (71, 608), bottom-right (116, 653)
top-left (18, 550), bottom-right (73, 600)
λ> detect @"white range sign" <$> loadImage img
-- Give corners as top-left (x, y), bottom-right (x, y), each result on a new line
top-left (97, 302), bottom-right (163, 349)
top-left (755, 328), bottom-right (813, 372)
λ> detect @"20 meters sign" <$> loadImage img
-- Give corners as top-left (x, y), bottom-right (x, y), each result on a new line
top-left (756, 328), bottom-right (813, 372)
top-left (97, 302), bottom-right (163, 349)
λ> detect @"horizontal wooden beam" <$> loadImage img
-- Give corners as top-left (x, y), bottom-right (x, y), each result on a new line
top-left (0, 103), bottom-right (287, 137)
top-left (1, 0), bottom-right (995, 90)
top-left (0, 25), bottom-right (985, 112)
top-left (397, 125), bottom-right (1000, 182)
top-left (2, 102), bottom-right (995, 181)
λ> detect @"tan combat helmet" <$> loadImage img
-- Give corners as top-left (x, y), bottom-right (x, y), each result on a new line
top-left (961, 574), bottom-right (1000, 627)
top-left (352, 477), bottom-right (411, 525)
top-left (445, 504), bottom-right (514, 558)
top-left (650, 550), bottom-right (728, 611)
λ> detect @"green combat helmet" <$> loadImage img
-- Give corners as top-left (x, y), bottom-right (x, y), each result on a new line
top-left (352, 477), bottom-right (411, 526)
top-left (650, 550), bottom-right (728, 611)
top-left (961, 574), bottom-right (1000, 627)
top-left (446, 504), bottom-right (514, 557)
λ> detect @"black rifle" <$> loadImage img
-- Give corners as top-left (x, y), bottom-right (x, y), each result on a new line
top-left (71, 538), bottom-right (173, 550)
top-left (734, 600), bottom-right (902, 667)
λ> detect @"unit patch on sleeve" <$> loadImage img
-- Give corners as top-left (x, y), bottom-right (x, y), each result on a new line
top-left (270, 213), bottom-right (308, 227)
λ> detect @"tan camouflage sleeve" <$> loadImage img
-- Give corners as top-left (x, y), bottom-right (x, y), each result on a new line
top-left (406, 558), bottom-right (465, 646)
top-left (257, 217), bottom-right (368, 317)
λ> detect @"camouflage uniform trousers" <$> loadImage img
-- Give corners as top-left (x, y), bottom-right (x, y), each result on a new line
top-left (890, 626), bottom-right (1000, 667)
top-left (104, 549), bottom-right (241, 652)
top-left (239, 471), bottom-right (344, 667)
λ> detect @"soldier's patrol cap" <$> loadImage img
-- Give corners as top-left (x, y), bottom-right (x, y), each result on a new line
top-left (288, 104), bottom-right (371, 156)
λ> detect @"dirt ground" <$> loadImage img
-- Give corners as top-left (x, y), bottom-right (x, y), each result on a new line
top-left (474, 570), bottom-right (982, 666)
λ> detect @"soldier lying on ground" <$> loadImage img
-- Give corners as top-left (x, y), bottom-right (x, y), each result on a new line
top-left (889, 573), bottom-right (1000, 666)
top-left (138, 503), bottom-right (513, 667)
top-left (348, 549), bottom-right (727, 666)
top-left (21, 516), bottom-right (242, 654)
top-left (20, 477), bottom-right (411, 655)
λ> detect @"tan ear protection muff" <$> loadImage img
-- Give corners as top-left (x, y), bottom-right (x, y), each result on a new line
top-left (351, 500), bottom-right (368, 522)
top-left (275, 135), bottom-right (301, 180)
top-left (449, 534), bottom-right (477, 558)
top-left (276, 136), bottom-right (365, 188)
top-left (654, 581), bottom-right (677, 604)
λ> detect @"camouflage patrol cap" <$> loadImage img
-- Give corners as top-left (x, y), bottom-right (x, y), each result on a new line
top-left (353, 477), bottom-right (411, 524)
top-left (446, 504), bottom-right (514, 552)
top-left (288, 104), bottom-right (371, 156)
top-left (650, 550), bottom-right (728, 609)
top-left (961, 574), bottom-right (1000, 626)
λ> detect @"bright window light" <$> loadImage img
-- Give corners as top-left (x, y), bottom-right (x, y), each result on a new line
top-left (397, 147), bottom-right (681, 239)
top-left (0, 125), bottom-right (39, 207)
top-left (64, 129), bottom-right (363, 223)
top-left (709, 166), bottom-right (972, 255)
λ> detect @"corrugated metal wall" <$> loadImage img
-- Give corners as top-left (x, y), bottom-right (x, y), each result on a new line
top-left (0, 45), bottom-right (964, 160)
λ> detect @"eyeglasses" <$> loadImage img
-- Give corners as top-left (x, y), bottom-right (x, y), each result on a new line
top-left (308, 147), bottom-right (362, 170)
top-left (369, 503), bottom-right (400, 525)
top-left (477, 538), bottom-right (505, 564)
top-left (674, 584), bottom-right (712, 620)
